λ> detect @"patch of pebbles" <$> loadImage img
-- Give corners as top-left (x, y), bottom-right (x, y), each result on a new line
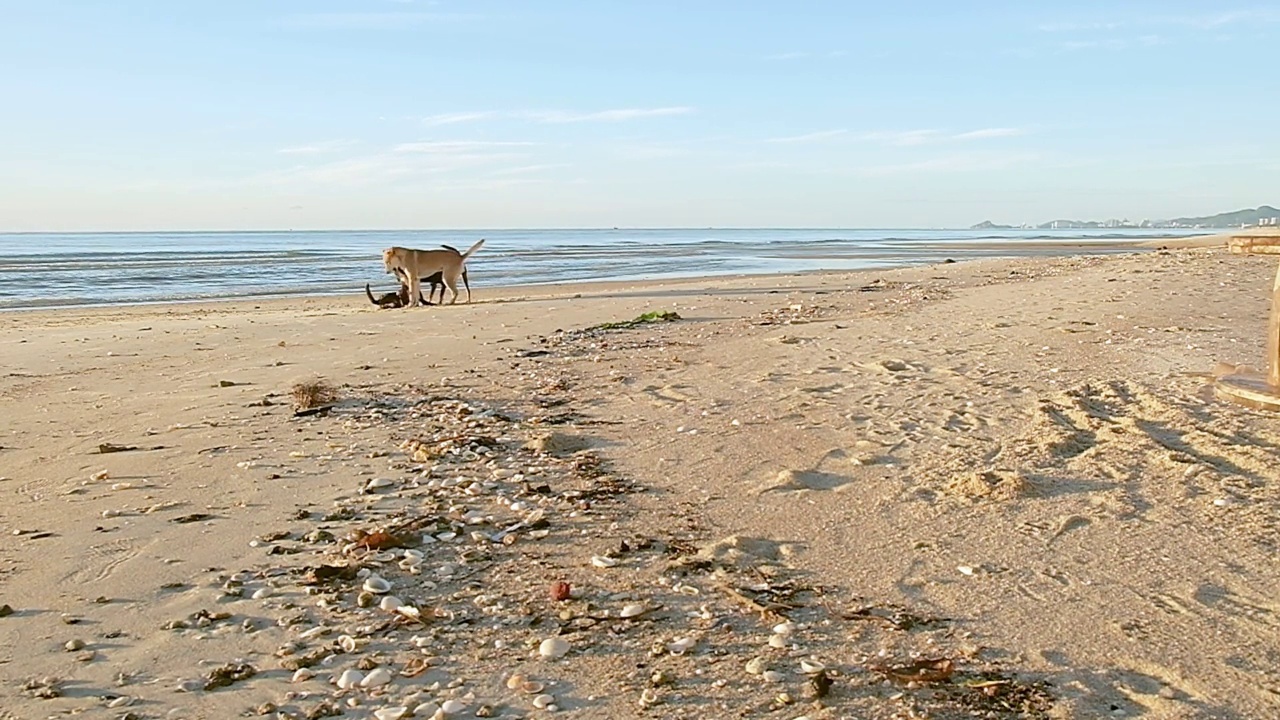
top-left (65, 379), bottom-right (1051, 717)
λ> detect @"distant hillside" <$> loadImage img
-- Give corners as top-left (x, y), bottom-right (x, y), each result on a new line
top-left (1164, 205), bottom-right (1280, 228)
top-left (970, 220), bottom-right (1015, 230)
top-left (974, 205), bottom-right (1280, 230)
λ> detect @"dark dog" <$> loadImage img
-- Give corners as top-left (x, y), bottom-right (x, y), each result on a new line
top-left (365, 282), bottom-right (428, 309)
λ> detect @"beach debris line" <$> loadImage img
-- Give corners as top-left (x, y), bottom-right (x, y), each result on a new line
top-left (587, 309), bottom-right (682, 332)
top-left (94, 442), bottom-right (164, 454)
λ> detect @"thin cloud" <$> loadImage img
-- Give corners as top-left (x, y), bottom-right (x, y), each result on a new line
top-left (259, 148), bottom-right (530, 187)
top-left (276, 140), bottom-right (358, 155)
top-left (952, 128), bottom-right (1025, 141)
top-left (860, 129), bottom-right (944, 146)
top-left (1037, 21), bottom-right (1123, 32)
top-left (489, 163), bottom-right (571, 176)
top-left (281, 12), bottom-right (483, 30)
top-left (393, 140), bottom-right (539, 153)
top-left (766, 129), bottom-right (848, 143)
top-left (1159, 9), bottom-right (1278, 28)
top-left (422, 111), bottom-right (496, 127)
top-left (860, 128), bottom-right (1024, 146)
top-left (1037, 9), bottom-right (1277, 34)
top-left (855, 152), bottom-right (1039, 177)
top-left (764, 50), bottom-right (845, 60)
top-left (519, 107), bottom-right (693, 123)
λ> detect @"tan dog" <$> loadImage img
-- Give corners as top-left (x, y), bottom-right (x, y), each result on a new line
top-left (381, 239), bottom-right (484, 307)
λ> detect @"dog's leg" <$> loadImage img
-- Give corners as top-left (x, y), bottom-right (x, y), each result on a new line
top-left (408, 272), bottom-right (422, 307)
top-left (443, 272), bottom-right (459, 305)
top-left (462, 268), bottom-right (471, 303)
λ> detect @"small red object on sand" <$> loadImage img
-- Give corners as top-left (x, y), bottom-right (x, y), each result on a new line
top-left (550, 581), bottom-right (571, 601)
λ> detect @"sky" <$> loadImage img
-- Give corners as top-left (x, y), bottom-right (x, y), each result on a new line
top-left (1, 1), bottom-right (1277, 231)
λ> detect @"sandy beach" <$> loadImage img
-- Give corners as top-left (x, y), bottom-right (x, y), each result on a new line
top-left (3, 244), bottom-right (1280, 719)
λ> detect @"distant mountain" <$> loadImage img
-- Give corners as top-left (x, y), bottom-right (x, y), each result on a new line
top-left (975, 205), bottom-right (1280, 230)
top-left (1163, 205), bottom-right (1280, 228)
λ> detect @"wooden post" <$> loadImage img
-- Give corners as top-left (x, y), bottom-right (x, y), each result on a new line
top-left (1216, 234), bottom-right (1280, 411)
top-left (1271, 264), bottom-right (1280, 387)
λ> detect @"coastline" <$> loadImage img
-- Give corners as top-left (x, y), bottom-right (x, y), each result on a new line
top-left (3, 245), bottom-right (1280, 717)
top-left (0, 232), bottom-right (1213, 312)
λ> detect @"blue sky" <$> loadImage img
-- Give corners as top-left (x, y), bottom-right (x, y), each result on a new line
top-left (1, 1), bottom-right (1277, 230)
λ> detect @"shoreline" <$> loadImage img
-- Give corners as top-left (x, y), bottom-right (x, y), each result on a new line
top-left (4, 245), bottom-right (1280, 717)
top-left (0, 235), bottom-right (1209, 314)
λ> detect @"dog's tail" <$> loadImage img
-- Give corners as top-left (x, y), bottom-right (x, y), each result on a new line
top-left (365, 283), bottom-right (378, 306)
top-left (460, 239), bottom-right (485, 260)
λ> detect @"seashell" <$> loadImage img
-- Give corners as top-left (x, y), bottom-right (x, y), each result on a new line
top-left (520, 680), bottom-right (545, 694)
top-left (762, 670), bottom-right (784, 683)
top-left (772, 621), bottom-right (795, 635)
top-left (590, 555), bottom-right (619, 568)
top-left (667, 637), bottom-right (696, 655)
top-left (338, 635), bottom-right (360, 653)
top-left (374, 707), bottom-right (408, 720)
top-left (957, 565), bottom-right (975, 576)
top-left (768, 634), bottom-right (787, 649)
top-left (799, 658), bottom-right (825, 674)
top-left (175, 678), bottom-right (203, 693)
top-left (106, 696), bottom-right (133, 708)
top-left (395, 605), bottom-right (421, 620)
top-left (505, 673), bottom-right (526, 690)
top-left (436, 532), bottom-right (457, 542)
top-left (366, 478), bottom-right (395, 491)
top-left (65, 639), bottom-right (86, 651)
top-left (252, 587), bottom-right (273, 600)
top-left (412, 702), bottom-right (440, 717)
top-left (361, 668), bottom-right (393, 688)
top-left (538, 637), bottom-right (570, 659)
top-left (745, 656), bottom-right (768, 675)
top-left (291, 668), bottom-right (315, 683)
top-left (379, 596), bottom-right (403, 612)
top-left (531, 693), bottom-right (555, 709)
top-left (619, 603), bottom-right (648, 618)
top-left (673, 583), bottom-right (700, 596)
top-left (639, 688), bottom-right (659, 706)
top-left (299, 625), bottom-right (330, 640)
top-left (362, 575), bottom-right (392, 594)
top-left (402, 549), bottom-right (425, 562)
top-left (440, 699), bottom-right (467, 714)
top-left (336, 669), bottom-right (363, 690)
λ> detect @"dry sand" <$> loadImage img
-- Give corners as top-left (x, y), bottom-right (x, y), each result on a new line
top-left (3, 245), bottom-right (1280, 720)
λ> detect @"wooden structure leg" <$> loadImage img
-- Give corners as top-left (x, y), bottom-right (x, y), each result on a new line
top-left (1216, 259), bottom-right (1280, 411)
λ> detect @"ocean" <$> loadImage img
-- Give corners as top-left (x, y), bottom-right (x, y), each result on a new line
top-left (0, 228), bottom-right (1207, 310)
